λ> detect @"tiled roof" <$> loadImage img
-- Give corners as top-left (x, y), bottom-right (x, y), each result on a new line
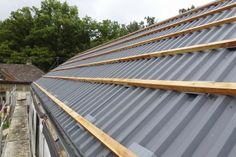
top-left (0, 64), bottom-right (44, 83)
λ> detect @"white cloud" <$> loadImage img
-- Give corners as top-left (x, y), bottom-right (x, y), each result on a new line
top-left (0, 0), bottom-right (41, 19)
top-left (0, 0), bottom-right (214, 24)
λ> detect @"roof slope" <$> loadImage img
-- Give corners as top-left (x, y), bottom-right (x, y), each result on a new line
top-left (32, 0), bottom-right (236, 156)
top-left (0, 64), bottom-right (44, 83)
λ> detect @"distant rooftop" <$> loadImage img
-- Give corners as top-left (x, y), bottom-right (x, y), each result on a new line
top-left (0, 64), bottom-right (44, 84)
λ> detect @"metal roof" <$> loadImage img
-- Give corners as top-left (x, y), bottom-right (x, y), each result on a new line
top-left (57, 0), bottom-right (236, 68)
top-left (32, 0), bottom-right (236, 156)
top-left (68, 0), bottom-right (233, 60)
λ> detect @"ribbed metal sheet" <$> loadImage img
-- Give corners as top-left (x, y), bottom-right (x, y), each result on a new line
top-left (57, 0), bottom-right (236, 69)
top-left (33, 0), bottom-right (236, 156)
top-left (33, 78), bottom-right (236, 157)
top-left (70, 0), bottom-right (234, 61)
top-left (47, 48), bottom-right (236, 82)
top-left (57, 14), bottom-right (236, 69)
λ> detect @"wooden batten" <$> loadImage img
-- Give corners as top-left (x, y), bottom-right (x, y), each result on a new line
top-left (53, 38), bottom-right (236, 71)
top-left (44, 76), bottom-right (236, 96)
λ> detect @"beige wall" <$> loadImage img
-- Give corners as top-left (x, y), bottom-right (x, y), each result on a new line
top-left (0, 84), bottom-right (30, 92)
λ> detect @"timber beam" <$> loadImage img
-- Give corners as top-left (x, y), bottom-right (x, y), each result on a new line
top-left (44, 76), bottom-right (236, 96)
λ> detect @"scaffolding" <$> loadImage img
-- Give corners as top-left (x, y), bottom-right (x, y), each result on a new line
top-left (0, 85), bottom-right (16, 154)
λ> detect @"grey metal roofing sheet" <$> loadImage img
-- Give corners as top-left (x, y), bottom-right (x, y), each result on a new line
top-left (33, 0), bottom-right (236, 156)
top-left (47, 48), bottom-right (236, 82)
top-left (64, 0), bottom-right (235, 66)
top-left (58, 11), bottom-right (236, 69)
top-left (56, 22), bottom-right (236, 70)
top-left (33, 79), bottom-right (236, 157)
top-left (70, 0), bottom-right (234, 60)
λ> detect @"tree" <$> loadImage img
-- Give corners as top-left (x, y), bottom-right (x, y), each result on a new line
top-left (126, 21), bottom-right (145, 33)
top-left (0, 7), bottom-right (33, 52)
top-left (28, 0), bottom-right (83, 59)
top-left (90, 20), bottom-right (129, 47)
top-left (179, 5), bottom-right (195, 14)
top-left (0, 0), bottom-right (157, 72)
top-left (0, 0), bottom-right (84, 71)
top-left (0, 41), bottom-right (15, 63)
top-left (144, 16), bottom-right (155, 26)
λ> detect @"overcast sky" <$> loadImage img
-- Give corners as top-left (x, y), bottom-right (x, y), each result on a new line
top-left (0, 0), bottom-right (213, 24)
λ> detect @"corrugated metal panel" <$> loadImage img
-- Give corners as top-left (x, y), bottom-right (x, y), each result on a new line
top-left (46, 48), bottom-right (236, 83)
top-left (33, 78), bottom-right (236, 157)
top-left (70, 0), bottom-right (234, 61)
top-left (33, 0), bottom-right (236, 156)
top-left (58, 11), bottom-right (236, 68)
top-left (59, 0), bottom-right (235, 68)
top-left (78, 0), bottom-right (235, 59)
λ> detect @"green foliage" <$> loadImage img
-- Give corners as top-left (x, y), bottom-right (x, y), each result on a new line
top-left (179, 5), bottom-right (195, 14)
top-left (0, 0), bottom-right (157, 72)
top-left (3, 121), bottom-right (10, 129)
top-left (144, 16), bottom-right (156, 26)
top-left (0, 41), bottom-right (16, 63)
top-left (126, 21), bottom-right (144, 33)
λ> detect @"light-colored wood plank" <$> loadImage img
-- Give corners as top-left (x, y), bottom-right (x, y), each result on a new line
top-left (68, 0), bottom-right (225, 61)
top-left (44, 76), bottom-right (236, 96)
top-left (65, 1), bottom-right (233, 64)
top-left (34, 83), bottom-right (138, 157)
top-left (42, 119), bottom-right (68, 157)
top-left (63, 16), bottom-right (236, 65)
top-left (53, 38), bottom-right (236, 71)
